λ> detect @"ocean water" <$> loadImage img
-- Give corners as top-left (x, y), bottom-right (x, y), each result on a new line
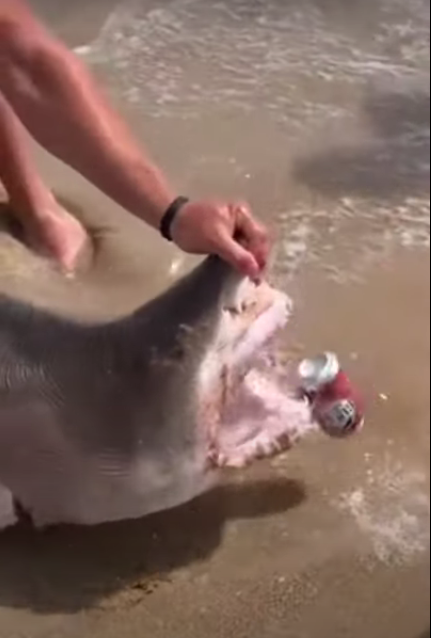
top-left (70, 0), bottom-right (430, 281)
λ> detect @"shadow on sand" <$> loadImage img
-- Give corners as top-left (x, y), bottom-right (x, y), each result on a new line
top-left (0, 477), bottom-right (306, 614)
top-left (295, 91), bottom-right (430, 201)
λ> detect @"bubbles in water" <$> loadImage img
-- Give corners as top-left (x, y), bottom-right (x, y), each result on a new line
top-left (79, 0), bottom-right (429, 123)
top-left (77, 0), bottom-right (429, 275)
top-left (337, 464), bottom-right (430, 564)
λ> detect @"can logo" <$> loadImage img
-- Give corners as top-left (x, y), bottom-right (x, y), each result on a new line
top-left (320, 399), bottom-right (357, 434)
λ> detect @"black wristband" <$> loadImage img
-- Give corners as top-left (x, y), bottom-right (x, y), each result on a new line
top-left (160, 197), bottom-right (190, 242)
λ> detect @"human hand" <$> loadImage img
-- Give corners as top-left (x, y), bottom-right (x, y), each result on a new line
top-left (171, 201), bottom-right (270, 279)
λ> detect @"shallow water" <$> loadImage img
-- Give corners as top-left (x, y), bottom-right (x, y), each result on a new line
top-left (1, 0), bottom-right (430, 636)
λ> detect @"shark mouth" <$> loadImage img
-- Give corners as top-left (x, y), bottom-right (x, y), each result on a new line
top-left (198, 279), bottom-right (316, 469)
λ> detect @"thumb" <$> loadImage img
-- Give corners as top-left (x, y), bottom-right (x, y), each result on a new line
top-left (215, 234), bottom-right (261, 279)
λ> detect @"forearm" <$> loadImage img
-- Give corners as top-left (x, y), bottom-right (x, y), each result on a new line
top-left (0, 91), bottom-right (52, 216)
top-left (0, 9), bottom-right (175, 229)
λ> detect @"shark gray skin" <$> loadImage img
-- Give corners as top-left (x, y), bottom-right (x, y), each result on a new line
top-left (0, 252), bottom-right (304, 529)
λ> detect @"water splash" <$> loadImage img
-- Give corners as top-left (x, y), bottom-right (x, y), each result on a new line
top-left (77, 0), bottom-right (429, 123)
top-left (337, 463), bottom-right (430, 564)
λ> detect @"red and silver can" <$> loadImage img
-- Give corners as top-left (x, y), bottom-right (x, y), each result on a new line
top-left (297, 353), bottom-right (364, 438)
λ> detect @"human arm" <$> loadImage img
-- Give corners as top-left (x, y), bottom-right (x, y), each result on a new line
top-left (0, 0), bottom-right (269, 277)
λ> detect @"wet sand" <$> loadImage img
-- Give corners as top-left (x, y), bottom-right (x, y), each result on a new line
top-left (1, 0), bottom-right (430, 637)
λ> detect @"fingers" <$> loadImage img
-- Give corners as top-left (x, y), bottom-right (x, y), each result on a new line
top-left (214, 231), bottom-right (261, 279)
top-left (233, 203), bottom-right (270, 272)
top-left (212, 203), bottom-right (270, 279)
top-left (172, 199), bottom-right (270, 279)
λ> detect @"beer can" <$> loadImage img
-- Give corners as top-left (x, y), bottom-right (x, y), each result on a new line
top-left (297, 353), bottom-right (364, 438)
